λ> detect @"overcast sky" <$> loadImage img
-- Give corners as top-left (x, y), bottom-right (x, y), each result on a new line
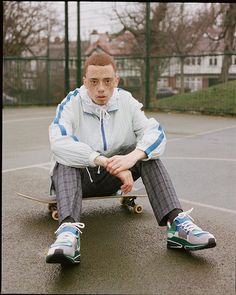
top-left (49, 1), bottom-right (127, 41)
top-left (49, 2), bottom-right (205, 41)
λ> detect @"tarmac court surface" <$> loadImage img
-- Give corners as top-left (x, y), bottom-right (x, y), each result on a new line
top-left (2, 107), bottom-right (236, 294)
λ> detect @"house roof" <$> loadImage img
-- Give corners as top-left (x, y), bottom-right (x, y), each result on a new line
top-left (84, 30), bottom-right (137, 56)
top-left (191, 27), bottom-right (225, 54)
top-left (48, 38), bottom-right (90, 59)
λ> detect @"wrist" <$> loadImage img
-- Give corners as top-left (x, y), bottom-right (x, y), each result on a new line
top-left (130, 149), bottom-right (147, 161)
top-left (94, 155), bottom-right (108, 167)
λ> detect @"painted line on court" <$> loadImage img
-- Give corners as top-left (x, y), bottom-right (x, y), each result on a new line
top-left (179, 198), bottom-right (236, 215)
top-left (3, 116), bottom-right (53, 123)
top-left (163, 156), bottom-right (236, 162)
top-left (3, 155), bottom-right (235, 173)
top-left (2, 162), bottom-right (51, 173)
top-left (3, 162), bottom-right (235, 214)
top-left (168, 124), bottom-right (236, 142)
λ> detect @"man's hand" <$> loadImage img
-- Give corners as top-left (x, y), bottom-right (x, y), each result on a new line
top-left (106, 149), bottom-right (146, 175)
top-left (94, 155), bottom-right (109, 168)
top-left (116, 170), bottom-right (134, 194)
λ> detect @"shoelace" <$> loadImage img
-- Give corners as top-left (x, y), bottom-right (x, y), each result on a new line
top-left (55, 222), bottom-right (85, 235)
top-left (177, 208), bottom-right (202, 233)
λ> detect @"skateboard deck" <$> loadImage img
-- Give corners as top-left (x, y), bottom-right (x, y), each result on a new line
top-left (16, 190), bottom-right (147, 221)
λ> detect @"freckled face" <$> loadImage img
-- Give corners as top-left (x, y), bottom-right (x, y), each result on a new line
top-left (83, 64), bottom-right (119, 105)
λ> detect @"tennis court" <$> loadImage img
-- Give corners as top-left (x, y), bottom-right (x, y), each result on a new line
top-left (2, 107), bottom-right (236, 294)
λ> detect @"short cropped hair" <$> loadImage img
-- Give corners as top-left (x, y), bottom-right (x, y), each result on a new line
top-left (83, 52), bottom-right (116, 76)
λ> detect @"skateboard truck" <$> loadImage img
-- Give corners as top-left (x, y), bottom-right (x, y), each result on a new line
top-left (116, 189), bottom-right (143, 213)
top-left (120, 196), bottom-right (143, 213)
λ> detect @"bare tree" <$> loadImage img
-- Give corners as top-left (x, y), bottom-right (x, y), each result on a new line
top-left (3, 1), bottom-right (62, 56)
top-left (205, 3), bottom-right (236, 82)
top-left (113, 3), bottom-right (212, 96)
top-left (113, 3), bottom-right (170, 99)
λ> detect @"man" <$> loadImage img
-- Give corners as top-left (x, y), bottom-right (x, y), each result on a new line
top-left (46, 53), bottom-right (216, 265)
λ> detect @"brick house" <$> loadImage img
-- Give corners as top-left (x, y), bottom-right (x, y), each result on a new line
top-left (84, 30), bottom-right (142, 88)
top-left (157, 27), bottom-right (236, 92)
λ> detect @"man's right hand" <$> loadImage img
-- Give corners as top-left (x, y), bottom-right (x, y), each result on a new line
top-left (116, 170), bottom-right (134, 194)
top-left (94, 155), bottom-right (134, 194)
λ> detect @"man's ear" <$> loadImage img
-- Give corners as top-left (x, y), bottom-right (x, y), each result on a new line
top-left (115, 76), bottom-right (120, 87)
top-left (83, 76), bottom-right (86, 86)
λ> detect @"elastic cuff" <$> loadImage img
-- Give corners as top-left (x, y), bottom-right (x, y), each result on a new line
top-left (89, 151), bottom-right (100, 167)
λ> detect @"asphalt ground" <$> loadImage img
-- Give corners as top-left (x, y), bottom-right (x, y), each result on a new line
top-left (2, 107), bottom-right (236, 295)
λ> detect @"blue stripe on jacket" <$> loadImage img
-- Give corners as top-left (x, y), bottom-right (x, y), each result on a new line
top-left (144, 125), bottom-right (165, 156)
top-left (54, 89), bottom-right (79, 140)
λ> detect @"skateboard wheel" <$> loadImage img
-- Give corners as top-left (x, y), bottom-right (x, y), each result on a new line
top-left (52, 211), bottom-right (59, 220)
top-left (133, 204), bottom-right (143, 214)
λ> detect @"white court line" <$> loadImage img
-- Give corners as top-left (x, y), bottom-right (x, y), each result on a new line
top-left (163, 156), bottom-right (236, 162)
top-left (168, 124), bottom-right (236, 142)
top-left (3, 116), bottom-right (53, 123)
top-left (2, 162), bottom-right (51, 173)
top-left (180, 198), bottom-right (236, 215)
top-left (2, 162), bottom-right (236, 214)
top-left (3, 156), bottom-right (235, 174)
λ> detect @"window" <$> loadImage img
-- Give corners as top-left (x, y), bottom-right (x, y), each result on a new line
top-left (209, 57), bottom-right (217, 66)
top-left (24, 79), bottom-right (34, 90)
top-left (233, 56), bottom-right (236, 65)
top-left (185, 58), bottom-right (190, 65)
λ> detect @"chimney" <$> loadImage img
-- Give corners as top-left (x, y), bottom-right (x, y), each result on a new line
top-left (90, 29), bottom-right (99, 44)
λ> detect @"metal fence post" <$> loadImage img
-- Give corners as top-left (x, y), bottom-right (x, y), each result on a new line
top-left (65, 1), bottom-right (70, 95)
top-left (77, 2), bottom-right (82, 87)
top-left (145, 2), bottom-right (151, 109)
top-left (47, 27), bottom-right (51, 105)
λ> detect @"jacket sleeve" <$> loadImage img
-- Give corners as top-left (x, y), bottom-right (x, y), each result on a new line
top-left (131, 98), bottom-right (167, 160)
top-left (49, 92), bottom-right (100, 168)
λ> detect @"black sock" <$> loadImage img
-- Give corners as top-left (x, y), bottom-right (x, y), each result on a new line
top-left (167, 208), bottom-right (183, 224)
top-left (60, 216), bottom-right (75, 225)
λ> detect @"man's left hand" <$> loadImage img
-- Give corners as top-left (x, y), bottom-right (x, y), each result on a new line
top-left (106, 149), bottom-right (146, 175)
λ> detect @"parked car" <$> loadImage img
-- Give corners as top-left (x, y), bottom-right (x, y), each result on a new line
top-left (3, 93), bottom-right (18, 105)
top-left (156, 87), bottom-right (176, 99)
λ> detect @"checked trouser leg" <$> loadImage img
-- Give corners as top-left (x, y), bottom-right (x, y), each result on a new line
top-left (51, 158), bottom-right (182, 226)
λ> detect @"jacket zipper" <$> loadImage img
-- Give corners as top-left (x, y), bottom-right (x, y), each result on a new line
top-left (101, 118), bottom-right (108, 151)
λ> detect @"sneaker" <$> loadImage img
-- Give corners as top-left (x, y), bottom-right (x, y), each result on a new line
top-left (167, 208), bottom-right (216, 251)
top-left (46, 222), bottom-right (85, 264)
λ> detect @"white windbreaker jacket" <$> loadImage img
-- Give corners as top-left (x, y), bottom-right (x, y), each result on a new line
top-left (49, 85), bottom-right (166, 175)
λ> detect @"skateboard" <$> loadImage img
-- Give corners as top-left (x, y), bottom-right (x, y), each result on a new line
top-left (16, 191), bottom-right (147, 221)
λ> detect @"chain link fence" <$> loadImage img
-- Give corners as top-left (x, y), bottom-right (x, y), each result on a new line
top-left (3, 53), bottom-right (236, 115)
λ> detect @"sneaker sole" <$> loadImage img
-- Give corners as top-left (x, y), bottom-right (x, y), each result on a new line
top-left (167, 238), bottom-right (216, 251)
top-left (46, 249), bottom-right (80, 265)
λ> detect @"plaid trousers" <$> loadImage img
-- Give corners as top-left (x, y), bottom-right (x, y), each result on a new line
top-left (51, 158), bottom-right (182, 226)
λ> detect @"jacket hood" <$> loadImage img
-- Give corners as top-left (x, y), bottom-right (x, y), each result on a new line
top-left (79, 85), bottom-right (119, 116)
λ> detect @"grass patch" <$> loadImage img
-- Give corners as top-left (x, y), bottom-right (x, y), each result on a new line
top-left (152, 80), bottom-right (236, 116)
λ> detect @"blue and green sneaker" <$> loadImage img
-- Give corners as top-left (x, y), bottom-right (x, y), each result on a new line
top-left (46, 222), bottom-right (85, 264)
top-left (167, 208), bottom-right (216, 250)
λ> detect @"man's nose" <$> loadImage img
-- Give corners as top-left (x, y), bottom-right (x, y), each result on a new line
top-left (97, 81), bottom-right (105, 91)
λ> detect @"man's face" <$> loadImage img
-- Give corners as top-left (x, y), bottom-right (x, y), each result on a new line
top-left (83, 64), bottom-right (119, 105)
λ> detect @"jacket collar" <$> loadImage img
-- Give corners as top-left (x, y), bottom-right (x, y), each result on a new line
top-left (79, 85), bottom-right (119, 115)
